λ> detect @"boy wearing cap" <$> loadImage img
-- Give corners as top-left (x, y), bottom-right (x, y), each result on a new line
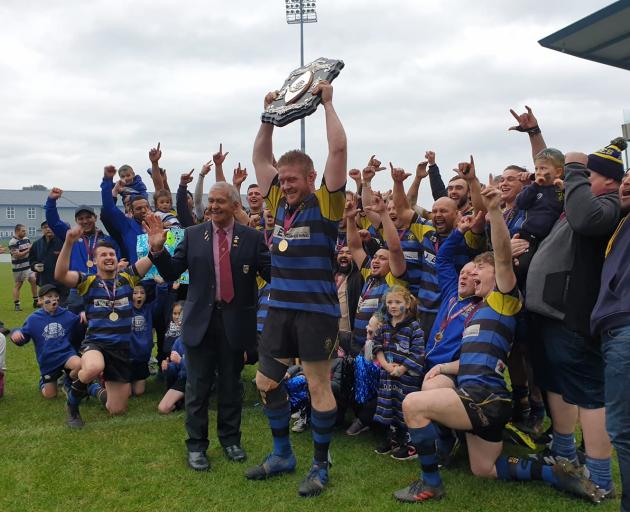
top-left (55, 225), bottom-right (154, 428)
top-left (10, 284), bottom-right (82, 398)
top-left (527, 138), bottom-right (624, 499)
top-left (44, 187), bottom-right (121, 315)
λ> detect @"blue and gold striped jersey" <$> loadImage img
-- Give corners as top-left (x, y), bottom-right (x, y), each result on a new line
top-left (256, 276), bottom-right (271, 334)
top-left (77, 269), bottom-right (142, 345)
top-left (457, 286), bottom-right (522, 397)
top-left (265, 176), bottom-right (345, 317)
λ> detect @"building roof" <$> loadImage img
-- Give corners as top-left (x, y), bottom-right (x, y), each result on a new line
top-left (539, 0), bottom-right (630, 71)
top-left (0, 189), bottom-right (103, 207)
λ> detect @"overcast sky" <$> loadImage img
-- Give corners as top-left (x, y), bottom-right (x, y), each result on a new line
top-left (1, 0), bottom-right (628, 207)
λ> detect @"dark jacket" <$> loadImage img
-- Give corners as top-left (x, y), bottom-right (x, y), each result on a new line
top-left (29, 234), bottom-right (67, 293)
top-left (335, 260), bottom-right (363, 331)
top-left (149, 221), bottom-right (271, 351)
top-left (526, 165), bottom-right (620, 337)
top-left (515, 182), bottom-right (564, 239)
top-left (428, 164), bottom-right (447, 201)
top-left (176, 185), bottom-right (196, 228)
top-left (591, 213), bottom-right (630, 335)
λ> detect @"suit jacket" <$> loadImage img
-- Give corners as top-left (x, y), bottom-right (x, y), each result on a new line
top-left (149, 221), bottom-right (271, 350)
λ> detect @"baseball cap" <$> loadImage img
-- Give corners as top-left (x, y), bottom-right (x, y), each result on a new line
top-left (38, 284), bottom-right (61, 297)
top-left (74, 205), bottom-right (96, 218)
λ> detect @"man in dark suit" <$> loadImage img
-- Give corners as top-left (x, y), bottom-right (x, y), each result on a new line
top-left (145, 181), bottom-right (271, 471)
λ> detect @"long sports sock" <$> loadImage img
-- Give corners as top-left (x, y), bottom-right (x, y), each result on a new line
top-left (311, 408), bottom-right (337, 464)
top-left (495, 456), bottom-right (557, 485)
top-left (409, 423), bottom-right (442, 487)
top-left (263, 402), bottom-right (293, 458)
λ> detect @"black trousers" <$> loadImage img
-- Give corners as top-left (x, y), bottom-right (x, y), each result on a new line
top-left (185, 307), bottom-right (245, 452)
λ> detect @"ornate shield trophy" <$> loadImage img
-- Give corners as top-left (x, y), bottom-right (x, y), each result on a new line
top-left (261, 57), bottom-right (345, 127)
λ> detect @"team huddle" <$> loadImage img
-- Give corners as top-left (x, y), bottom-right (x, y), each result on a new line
top-left (2, 85), bottom-right (630, 508)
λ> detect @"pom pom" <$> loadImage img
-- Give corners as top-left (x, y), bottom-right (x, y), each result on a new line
top-left (354, 354), bottom-right (380, 404)
top-left (610, 137), bottom-right (628, 151)
top-left (286, 375), bottom-right (309, 410)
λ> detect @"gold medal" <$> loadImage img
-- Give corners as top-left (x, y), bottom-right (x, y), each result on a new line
top-left (278, 239), bottom-right (289, 252)
top-left (109, 311), bottom-right (119, 322)
top-left (435, 331), bottom-right (443, 342)
top-left (86, 260), bottom-right (94, 268)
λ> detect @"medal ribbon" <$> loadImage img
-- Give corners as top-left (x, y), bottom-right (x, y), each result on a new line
top-left (282, 205), bottom-right (302, 235)
top-left (438, 297), bottom-right (477, 333)
top-left (99, 275), bottom-right (118, 314)
top-left (83, 230), bottom-right (100, 264)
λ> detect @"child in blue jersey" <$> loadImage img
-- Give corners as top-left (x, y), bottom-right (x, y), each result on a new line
top-left (129, 282), bottom-right (165, 396)
top-left (158, 336), bottom-right (186, 414)
top-left (373, 285), bottom-right (425, 461)
top-left (55, 225), bottom-right (154, 428)
top-left (10, 284), bottom-right (82, 398)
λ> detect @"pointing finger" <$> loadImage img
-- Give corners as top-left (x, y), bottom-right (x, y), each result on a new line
top-left (509, 109), bottom-right (520, 122)
top-left (157, 142), bottom-right (160, 151)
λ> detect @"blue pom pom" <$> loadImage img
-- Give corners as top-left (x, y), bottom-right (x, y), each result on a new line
top-left (286, 375), bottom-right (309, 409)
top-left (354, 355), bottom-right (380, 404)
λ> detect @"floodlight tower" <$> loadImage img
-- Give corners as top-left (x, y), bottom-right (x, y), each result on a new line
top-left (285, 0), bottom-right (317, 152)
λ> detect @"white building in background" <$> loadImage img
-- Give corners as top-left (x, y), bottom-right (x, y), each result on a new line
top-left (0, 189), bottom-right (112, 241)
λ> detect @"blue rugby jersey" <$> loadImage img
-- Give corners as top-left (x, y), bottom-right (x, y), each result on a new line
top-left (265, 176), bottom-right (345, 317)
top-left (351, 258), bottom-right (407, 352)
top-left (12, 307), bottom-right (80, 375)
top-left (77, 269), bottom-right (142, 345)
top-left (457, 286), bottom-right (522, 397)
top-left (130, 301), bottom-right (161, 362)
top-left (256, 276), bottom-right (271, 334)
top-left (426, 229), bottom-right (480, 368)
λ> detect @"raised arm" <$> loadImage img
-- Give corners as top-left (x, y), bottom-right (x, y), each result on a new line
top-left (482, 187), bottom-right (516, 293)
top-left (194, 164), bottom-right (210, 220)
top-left (55, 225), bottom-right (83, 288)
top-left (360, 157), bottom-right (386, 227)
top-left (44, 188), bottom-right (70, 240)
top-left (213, 143), bottom-right (229, 184)
top-left (232, 163), bottom-right (248, 195)
top-left (148, 143), bottom-right (165, 191)
top-left (177, 170), bottom-right (195, 228)
top-left (100, 166), bottom-right (128, 235)
top-left (509, 106), bottom-right (547, 162)
top-left (454, 156), bottom-right (483, 212)
top-left (317, 81), bottom-right (347, 192)
top-left (345, 197), bottom-right (367, 268)
top-left (253, 93), bottom-right (279, 196)
top-left (426, 151), bottom-right (448, 201)
top-left (366, 193), bottom-right (406, 278)
top-left (390, 163), bottom-right (416, 227)
top-left (407, 159), bottom-right (429, 208)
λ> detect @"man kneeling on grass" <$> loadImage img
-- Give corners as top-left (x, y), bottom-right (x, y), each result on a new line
top-left (55, 225), bottom-right (153, 428)
top-left (393, 185), bottom-right (604, 504)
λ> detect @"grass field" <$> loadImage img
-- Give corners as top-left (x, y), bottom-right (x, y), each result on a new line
top-left (0, 262), bottom-right (620, 512)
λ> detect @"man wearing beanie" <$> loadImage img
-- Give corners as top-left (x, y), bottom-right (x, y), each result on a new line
top-left (526, 138), bottom-right (624, 500)
top-left (591, 148), bottom-right (630, 512)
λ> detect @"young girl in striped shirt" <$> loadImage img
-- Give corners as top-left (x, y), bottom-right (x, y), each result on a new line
top-left (373, 285), bottom-right (425, 460)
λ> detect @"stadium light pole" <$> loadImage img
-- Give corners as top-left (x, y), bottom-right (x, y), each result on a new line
top-left (285, 0), bottom-right (317, 153)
